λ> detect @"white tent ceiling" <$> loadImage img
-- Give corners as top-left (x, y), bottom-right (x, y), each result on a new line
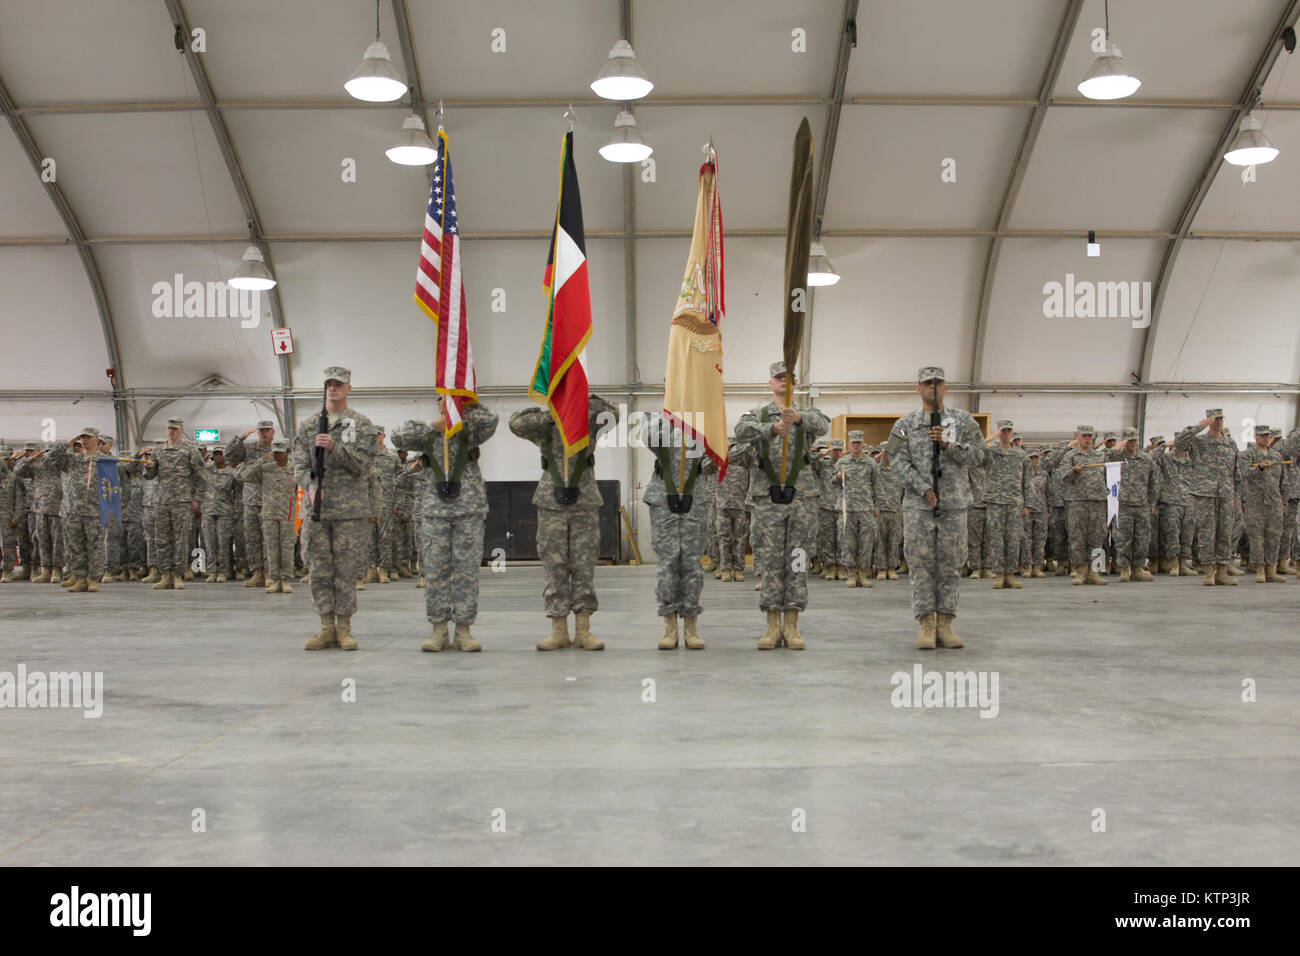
top-left (2, 0), bottom-right (1299, 472)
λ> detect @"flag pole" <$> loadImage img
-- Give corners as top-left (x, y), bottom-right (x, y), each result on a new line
top-left (442, 394), bottom-right (450, 474)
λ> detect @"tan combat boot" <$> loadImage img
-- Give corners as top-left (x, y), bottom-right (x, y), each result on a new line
top-left (657, 613), bottom-right (679, 650)
top-left (152, 571), bottom-right (174, 590)
top-left (265, 577), bottom-right (281, 593)
top-left (305, 614), bottom-right (338, 650)
top-left (1031, 565), bottom-right (1046, 578)
top-left (67, 577), bottom-right (88, 593)
top-left (733, 569), bottom-right (744, 583)
top-left (1018, 564), bottom-right (1030, 577)
top-left (1133, 565), bottom-right (1154, 582)
top-left (1006, 573), bottom-right (1023, 589)
top-left (32, 566), bottom-right (51, 583)
top-left (0, 571), bottom-right (10, 583)
top-left (782, 609), bottom-right (805, 650)
top-left (416, 576), bottom-right (425, 588)
top-left (1168, 559), bottom-right (1180, 577)
top-left (757, 610), bottom-right (783, 650)
top-left (1228, 561), bottom-right (1244, 576)
top-left (991, 573), bottom-right (1006, 589)
top-left (215, 572), bottom-right (229, 583)
top-left (243, 568), bottom-right (264, 588)
top-left (1084, 566), bottom-right (1108, 586)
top-left (682, 617), bottom-right (705, 650)
top-left (364, 567), bottom-right (378, 584)
top-left (877, 570), bottom-right (887, 581)
top-left (713, 566), bottom-right (724, 579)
top-left (61, 572), bottom-right (76, 588)
top-left (887, 569), bottom-right (899, 580)
top-left (375, 567), bottom-right (389, 584)
top-left (1265, 564), bottom-right (1287, 583)
top-left (1071, 565), bottom-right (1087, 585)
top-left (572, 612), bottom-right (603, 650)
top-left (141, 566), bottom-right (160, 584)
top-left (917, 615), bottom-right (937, 650)
top-left (720, 569), bottom-right (733, 582)
top-left (1279, 558), bottom-right (1294, 574)
top-left (936, 613), bottom-right (964, 649)
top-left (205, 572), bottom-right (217, 584)
top-left (835, 565), bottom-right (849, 581)
top-left (335, 615), bottom-right (358, 651)
top-left (173, 571), bottom-right (186, 590)
top-left (1215, 564), bottom-right (1238, 586)
top-left (1180, 557), bottom-right (1197, 576)
top-left (51, 568), bottom-right (64, 584)
top-left (422, 621), bottom-right (449, 652)
top-left (1055, 562), bottom-right (1070, 576)
top-left (859, 569), bottom-right (873, 587)
top-left (280, 579), bottom-right (293, 593)
top-left (960, 563), bottom-right (970, 577)
top-left (1254, 565), bottom-right (1266, 583)
top-left (12, 566), bottom-right (29, 581)
top-left (86, 577), bottom-right (99, 592)
top-left (845, 568), bottom-right (859, 588)
top-left (1119, 567), bottom-right (1132, 582)
top-left (452, 623), bottom-right (482, 651)
top-left (537, 617), bottom-right (571, 651)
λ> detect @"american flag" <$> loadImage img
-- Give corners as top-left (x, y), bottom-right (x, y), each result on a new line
top-left (415, 128), bottom-right (477, 434)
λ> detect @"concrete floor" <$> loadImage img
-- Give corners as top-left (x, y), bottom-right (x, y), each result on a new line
top-left (0, 565), bottom-right (1296, 866)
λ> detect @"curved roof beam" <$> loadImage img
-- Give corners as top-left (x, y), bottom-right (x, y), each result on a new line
top-left (161, 0), bottom-right (295, 432)
top-left (0, 70), bottom-right (135, 444)
top-left (1135, 0), bottom-right (1300, 438)
top-left (968, 0), bottom-right (1084, 414)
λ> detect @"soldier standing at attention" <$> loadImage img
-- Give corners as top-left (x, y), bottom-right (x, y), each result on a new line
top-left (983, 420), bottom-right (1031, 590)
top-left (411, 403), bottom-right (498, 652)
top-left (1238, 425), bottom-right (1287, 583)
top-left (142, 418), bottom-right (205, 591)
top-left (244, 439), bottom-right (297, 593)
top-left (1109, 426), bottom-right (1159, 582)
top-left (890, 366), bottom-right (985, 650)
top-left (293, 368), bottom-right (376, 650)
top-left (964, 457), bottom-right (988, 579)
top-left (15, 442), bottom-right (64, 583)
top-left (715, 437), bottom-right (753, 582)
top-left (509, 393), bottom-right (619, 651)
top-left (391, 452), bottom-right (415, 579)
top-left (1056, 425), bottom-right (1109, 586)
top-left (40, 428), bottom-right (110, 593)
top-left (816, 439), bottom-right (845, 580)
top-left (366, 427), bottom-right (398, 584)
top-left (836, 430), bottom-right (881, 589)
top-left (873, 447), bottom-right (905, 581)
top-left (225, 419), bottom-right (276, 589)
top-left (734, 361), bottom-right (829, 650)
top-left (1174, 409), bottom-right (1240, 586)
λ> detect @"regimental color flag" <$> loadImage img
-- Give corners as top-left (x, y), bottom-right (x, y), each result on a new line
top-left (1106, 460), bottom-right (1122, 525)
top-left (664, 155), bottom-right (728, 479)
top-left (529, 130), bottom-right (593, 457)
top-left (415, 128), bottom-right (478, 435)
top-left (96, 458), bottom-right (122, 527)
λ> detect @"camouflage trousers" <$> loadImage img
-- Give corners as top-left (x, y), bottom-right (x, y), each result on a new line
top-left (839, 510), bottom-right (877, 571)
top-left (1115, 504), bottom-right (1153, 568)
top-left (537, 508), bottom-right (599, 618)
top-left (1284, 499), bottom-right (1299, 562)
top-left (1048, 505), bottom-right (1068, 563)
top-left (370, 508), bottom-right (393, 569)
top-left (875, 510), bottom-right (902, 571)
top-left (154, 503), bottom-right (193, 572)
top-left (123, 517), bottom-right (146, 569)
top-left (104, 514), bottom-right (124, 571)
top-left (202, 514), bottom-right (235, 575)
top-left (1066, 500), bottom-right (1107, 568)
top-left (816, 509), bottom-right (839, 567)
top-left (18, 512), bottom-right (35, 566)
top-left (752, 498), bottom-right (813, 612)
top-left (799, 496), bottom-right (821, 564)
top-left (307, 517), bottom-right (368, 617)
top-left (63, 513), bottom-right (106, 580)
top-left (233, 513), bottom-right (247, 572)
top-left (1156, 503), bottom-right (1191, 560)
top-left (649, 502), bottom-right (707, 617)
top-left (262, 517), bottom-right (295, 579)
top-left (1189, 495), bottom-right (1233, 565)
top-left (35, 513), bottom-right (63, 568)
top-left (389, 515), bottom-right (412, 570)
top-left (241, 505), bottom-right (263, 570)
top-left (718, 507), bottom-right (750, 571)
top-left (966, 506), bottom-right (986, 570)
top-left (1243, 497), bottom-right (1283, 567)
top-left (703, 501), bottom-right (720, 566)
top-left (0, 522), bottom-right (14, 570)
top-left (142, 508), bottom-right (156, 567)
top-left (902, 506), bottom-right (967, 620)
top-left (984, 503), bottom-right (1023, 574)
top-left (1020, 510), bottom-right (1047, 567)
top-left (421, 512), bottom-right (486, 624)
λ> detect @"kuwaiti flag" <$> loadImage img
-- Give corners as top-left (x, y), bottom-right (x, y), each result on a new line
top-left (415, 128), bottom-right (478, 436)
top-left (529, 130), bottom-right (593, 457)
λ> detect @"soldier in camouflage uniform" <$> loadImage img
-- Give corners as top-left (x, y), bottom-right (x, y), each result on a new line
top-left (715, 438), bottom-right (752, 582)
top-left (10, 444), bottom-right (37, 580)
top-left (391, 454), bottom-right (416, 578)
top-left (366, 427), bottom-right (398, 584)
top-left (1109, 426), bottom-right (1159, 582)
top-left (1051, 425), bottom-right (1109, 585)
top-left (0, 446), bottom-right (22, 582)
top-left (242, 439), bottom-right (297, 593)
top-left (141, 418), bottom-right (205, 590)
top-left (121, 455), bottom-right (146, 579)
top-left (1281, 432), bottom-right (1300, 574)
top-left (965, 459), bottom-right (988, 578)
top-left (225, 419), bottom-right (277, 588)
top-left (983, 420), bottom-right (1032, 589)
top-left (98, 436), bottom-right (127, 582)
top-left (294, 368), bottom-right (377, 650)
top-left (1160, 439), bottom-right (1198, 576)
top-left (639, 411), bottom-right (711, 650)
top-left (816, 439), bottom-right (845, 579)
top-left (200, 447), bottom-right (241, 582)
top-left (1043, 441), bottom-right (1069, 574)
top-left (40, 428), bottom-right (110, 592)
top-left (873, 448), bottom-right (904, 581)
top-left (1174, 409), bottom-right (1240, 586)
top-left (509, 393), bottom-right (618, 651)
top-left (890, 366), bottom-right (985, 649)
top-left (1238, 424), bottom-right (1300, 583)
top-left (405, 403), bottom-right (498, 652)
top-left (734, 362), bottom-right (829, 650)
top-left (836, 430), bottom-right (881, 588)
top-left (1020, 449), bottom-right (1048, 576)
top-left (14, 442), bottom-right (64, 583)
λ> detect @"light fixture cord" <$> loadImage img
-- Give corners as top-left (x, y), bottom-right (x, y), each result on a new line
top-left (1105, 0), bottom-right (1110, 40)
top-left (375, 0), bottom-right (381, 40)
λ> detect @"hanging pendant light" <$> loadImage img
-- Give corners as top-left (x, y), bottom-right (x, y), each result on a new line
top-left (598, 110), bottom-right (653, 163)
top-left (590, 39), bottom-right (653, 101)
top-left (345, 1), bottom-right (407, 102)
top-left (386, 114), bottom-right (437, 165)
top-left (1224, 113), bottom-right (1279, 166)
top-left (230, 246), bottom-right (276, 291)
top-left (807, 241), bottom-right (840, 287)
top-left (1076, 2), bottom-right (1140, 100)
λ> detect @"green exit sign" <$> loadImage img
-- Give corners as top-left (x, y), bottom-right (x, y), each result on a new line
top-left (195, 428), bottom-right (220, 442)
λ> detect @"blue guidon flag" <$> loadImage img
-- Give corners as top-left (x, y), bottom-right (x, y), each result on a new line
top-left (96, 459), bottom-right (123, 526)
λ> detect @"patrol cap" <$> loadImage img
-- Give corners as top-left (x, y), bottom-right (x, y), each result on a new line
top-left (997, 420), bottom-right (1013, 431)
top-left (1122, 426), bottom-right (1139, 440)
top-left (101, 434), bottom-right (113, 444)
top-left (1206, 407), bottom-right (1223, 419)
top-left (1103, 431), bottom-right (1117, 440)
top-left (272, 439), bottom-right (290, 452)
top-left (827, 439), bottom-right (844, 450)
top-left (1076, 424), bottom-right (1096, 435)
top-left (917, 365), bottom-right (945, 383)
top-left (848, 430), bottom-right (864, 442)
top-left (23, 441), bottom-right (41, 450)
top-left (167, 417), bottom-right (184, 428)
top-left (78, 426), bottom-right (100, 439)
top-left (1255, 425), bottom-right (1271, 437)
top-left (1149, 434), bottom-right (1165, 446)
top-left (257, 419), bottom-right (275, 429)
top-left (210, 445), bottom-right (224, 454)
top-left (324, 366), bottom-right (352, 385)
top-left (1028, 449), bottom-right (1041, 458)
top-left (768, 361), bottom-right (787, 379)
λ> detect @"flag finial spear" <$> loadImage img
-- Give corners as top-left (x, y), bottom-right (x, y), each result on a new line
top-left (564, 104), bottom-right (576, 132)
